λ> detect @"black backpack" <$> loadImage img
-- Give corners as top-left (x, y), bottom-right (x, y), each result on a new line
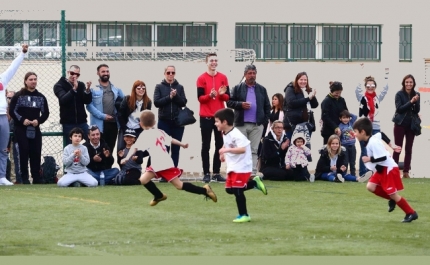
top-left (40, 156), bottom-right (60, 184)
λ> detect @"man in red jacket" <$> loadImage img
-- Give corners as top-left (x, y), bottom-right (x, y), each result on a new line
top-left (196, 53), bottom-right (230, 183)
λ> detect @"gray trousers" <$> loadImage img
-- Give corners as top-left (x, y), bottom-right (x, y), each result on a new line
top-left (0, 115), bottom-right (10, 179)
top-left (237, 123), bottom-right (263, 175)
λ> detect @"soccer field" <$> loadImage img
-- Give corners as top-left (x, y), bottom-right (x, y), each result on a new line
top-left (1, 179), bottom-right (429, 256)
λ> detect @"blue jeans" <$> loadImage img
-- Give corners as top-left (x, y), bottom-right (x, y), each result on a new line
top-left (0, 115), bottom-right (9, 180)
top-left (157, 119), bottom-right (185, 167)
top-left (320, 172), bottom-right (357, 182)
top-left (87, 168), bottom-right (119, 185)
top-left (62, 123), bottom-right (89, 146)
top-left (359, 129), bottom-right (379, 176)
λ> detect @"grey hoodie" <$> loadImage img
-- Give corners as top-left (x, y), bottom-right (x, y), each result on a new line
top-left (63, 144), bottom-right (90, 174)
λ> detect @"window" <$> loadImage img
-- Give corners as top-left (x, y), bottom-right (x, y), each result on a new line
top-left (399, 25), bottom-right (412, 62)
top-left (125, 24), bottom-right (151, 46)
top-left (67, 22), bottom-right (86, 46)
top-left (96, 23), bottom-right (123, 46)
top-left (157, 24), bottom-right (184, 46)
top-left (185, 24), bottom-right (214, 46)
top-left (29, 23), bottom-right (58, 46)
top-left (236, 23), bottom-right (381, 61)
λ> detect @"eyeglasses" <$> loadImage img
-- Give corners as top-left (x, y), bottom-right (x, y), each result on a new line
top-left (366, 84), bottom-right (376, 88)
top-left (69, 71), bottom-right (81, 77)
top-left (166, 71), bottom-right (175, 75)
top-left (89, 125), bottom-right (99, 130)
top-left (136, 86), bottom-right (146, 90)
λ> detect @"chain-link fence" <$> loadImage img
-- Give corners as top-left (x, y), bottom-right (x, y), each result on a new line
top-left (0, 11), bottom-right (65, 180)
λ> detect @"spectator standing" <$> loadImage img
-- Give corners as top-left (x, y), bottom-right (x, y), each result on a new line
top-left (338, 110), bottom-right (358, 176)
top-left (6, 90), bottom-right (21, 184)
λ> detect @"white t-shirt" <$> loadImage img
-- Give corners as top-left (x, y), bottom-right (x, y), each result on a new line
top-left (125, 127), bottom-right (173, 172)
top-left (365, 132), bottom-right (397, 172)
top-left (223, 128), bottom-right (252, 173)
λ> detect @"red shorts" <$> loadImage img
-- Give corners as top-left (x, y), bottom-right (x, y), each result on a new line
top-left (369, 166), bottom-right (404, 195)
top-left (146, 167), bottom-right (183, 182)
top-left (225, 172), bottom-right (252, 188)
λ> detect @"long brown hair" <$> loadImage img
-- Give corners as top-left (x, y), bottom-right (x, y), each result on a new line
top-left (128, 80), bottom-right (150, 111)
top-left (293, 72), bottom-right (312, 94)
top-left (401, 74), bottom-right (417, 97)
top-left (327, 135), bottom-right (342, 158)
top-left (271, 93), bottom-right (284, 111)
top-left (20, 72), bottom-right (37, 94)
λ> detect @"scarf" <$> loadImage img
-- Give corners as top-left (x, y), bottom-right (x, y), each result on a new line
top-left (364, 91), bottom-right (376, 121)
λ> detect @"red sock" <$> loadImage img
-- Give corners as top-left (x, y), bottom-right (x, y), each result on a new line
top-left (396, 197), bottom-right (414, 215)
top-left (373, 185), bottom-right (390, 200)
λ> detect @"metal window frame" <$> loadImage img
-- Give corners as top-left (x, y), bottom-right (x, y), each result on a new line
top-left (399, 24), bottom-right (412, 62)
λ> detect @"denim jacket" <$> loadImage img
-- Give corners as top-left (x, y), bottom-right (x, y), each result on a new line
top-left (86, 82), bottom-right (124, 132)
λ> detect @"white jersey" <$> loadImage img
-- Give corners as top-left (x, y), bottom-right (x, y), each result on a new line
top-left (223, 128), bottom-right (252, 173)
top-left (125, 127), bottom-right (173, 172)
top-left (365, 132), bottom-right (398, 172)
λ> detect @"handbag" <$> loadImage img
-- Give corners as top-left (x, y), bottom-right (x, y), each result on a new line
top-left (175, 107), bottom-right (196, 127)
top-left (26, 126), bottom-right (36, 139)
top-left (307, 110), bottom-right (316, 132)
top-left (410, 113), bottom-right (421, 136)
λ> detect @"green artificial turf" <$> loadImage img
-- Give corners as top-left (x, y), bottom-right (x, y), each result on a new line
top-left (1, 179), bottom-right (429, 256)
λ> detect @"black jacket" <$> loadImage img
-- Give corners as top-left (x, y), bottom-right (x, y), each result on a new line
top-left (153, 79), bottom-right (187, 121)
top-left (227, 82), bottom-right (271, 126)
top-left (283, 82), bottom-right (319, 130)
top-left (118, 95), bottom-right (152, 130)
top-left (84, 139), bottom-right (115, 172)
top-left (315, 148), bottom-right (348, 180)
top-left (320, 94), bottom-right (348, 137)
top-left (392, 90), bottom-right (420, 127)
top-left (260, 131), bottom-right (289, 171)
top-left (53, 76), bottom-right (92, 124)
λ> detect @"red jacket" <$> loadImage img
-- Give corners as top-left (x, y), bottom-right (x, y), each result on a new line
top-left (196, 72), bottom-right (230, 117)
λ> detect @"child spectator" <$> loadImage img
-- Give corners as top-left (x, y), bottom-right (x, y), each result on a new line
top-left (113, 128), bottom-right (148, 185)
top-left (214, 108), bottom-right (267, 223)
top-left (57, 127), bottom-right (98, 187)
top-left (353, 117), bottom-right (418, 222)
top-left (339, 110), bottom-right (358, 176)
top-left (122, 110), bottom-right (217, 206)
top-left (315, 134), bottom-right (360, 183)
top-left (285, 132), bottom-right (312, 181)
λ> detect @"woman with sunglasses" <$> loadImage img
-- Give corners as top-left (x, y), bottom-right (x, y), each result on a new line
top-left (153, 65), bottom-right (188, 168)
top-left (355, 76), bottom-right (389, 177)
top-left (117, 80), bottom-right (152, 151)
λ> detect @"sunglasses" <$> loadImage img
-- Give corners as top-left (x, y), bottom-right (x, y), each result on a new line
top-left (136, 86), bottom-right (146, 90)
top-left (166, 71), bottom-right (175, 75)
top-left (366, 84), bottom-right (376, 88)
top-left (69, 71), bottom-right (81, 77)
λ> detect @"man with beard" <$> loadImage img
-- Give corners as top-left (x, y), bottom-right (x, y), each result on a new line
top-left (53, 65), bottom-right (92, 145)
top-left (87, 64), bottom-right (124, 152)
top-left (227, 64), bottom-right (271, 176)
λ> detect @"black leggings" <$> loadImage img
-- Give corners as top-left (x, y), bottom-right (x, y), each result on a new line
top-left (14, 126), bottom-right (42, 183)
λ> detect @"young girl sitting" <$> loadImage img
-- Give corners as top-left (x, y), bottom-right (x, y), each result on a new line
top-left (315, 134), bottom-right (359, 183)
top-left (285, 132), bottom-right (312, 181)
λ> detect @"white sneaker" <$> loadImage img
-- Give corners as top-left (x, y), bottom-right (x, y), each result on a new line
top-left (309, 174), bottom-right (315, 183)
top-left (336, 174), bottom-right (345, 183)
top-left (0, 178), bottom-right (14, 186)
top-left (358, 171), bottom-right (372, 183)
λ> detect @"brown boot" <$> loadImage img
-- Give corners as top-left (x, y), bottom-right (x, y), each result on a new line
top-left (403, 172), bottom-right (410, 178)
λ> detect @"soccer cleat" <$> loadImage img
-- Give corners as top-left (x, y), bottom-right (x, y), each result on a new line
top-left (0, 178), bottom-right (14, 186)
top-left (202, 174), bottom-right (211, 183)
top-left (334, 174), bottom-right (345, 183)
top-left (253, 176), bottom-right (267, 195)
top-left (149, 194), bottom-right (167, 206)
top-left (203, 184), bottom-right (217, 202)
top-left (211, 173), bottom-right (226, 182)
top-left (233, 215), bottom-right (251, 223)
top-left (388, 199), bottom-right (396, 212)
top-left (358, 171), bottom-right (372, 183)
top-left (309, 174), bottom-right (315, 183)
top-left (402, 211), bottom-right (418, 223)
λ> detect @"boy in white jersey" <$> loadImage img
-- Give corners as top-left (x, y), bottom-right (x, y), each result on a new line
top-left (353, 117), bottom-right (418, 223)
top-left (214, 108), bottom-right (267, 223)
top-left (122, 110), bottom-right (217, 206)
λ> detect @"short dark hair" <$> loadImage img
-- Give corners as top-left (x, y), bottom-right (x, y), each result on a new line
top-left (97, 64), bottom-right (109, 72)
top-left (69, 127), bottom-right (84, 138)
top-left (244, 64), bottom-right (257, 73)
top-left (329, 81), bottom-right (343, 93)
top-left (339, 110), bottom-right (351, 118)
top-left (352, 117), bottom-right (372, 136)
top-left (214, 108), bottom-right (234, 126)
top-left (140, 110), bottom-right (156, 127)
top-left (205, 53), bottom-right (217, 63)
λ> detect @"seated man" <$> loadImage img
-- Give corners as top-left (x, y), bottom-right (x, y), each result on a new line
top-left (84, 125), bottom-right (119, 185)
